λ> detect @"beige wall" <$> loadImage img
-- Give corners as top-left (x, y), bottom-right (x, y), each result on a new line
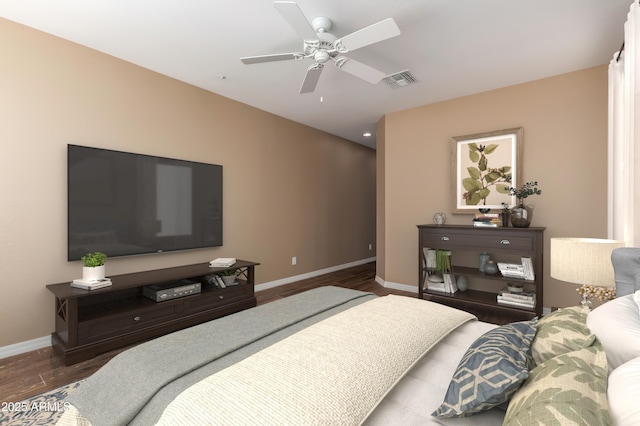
top-left (0, 18), bottom-right (376, 347)
top-left (379, 66), bottom-right (609, 309)
top-left (375, 116), bottom-right (386, 280)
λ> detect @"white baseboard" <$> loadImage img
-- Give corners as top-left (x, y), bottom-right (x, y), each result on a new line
top-left (255, 257), bottom-right (376, 292)
top-left (376, 276), bottom-right (418, 294)
top-left (0, 335), bottom-right (51, 360)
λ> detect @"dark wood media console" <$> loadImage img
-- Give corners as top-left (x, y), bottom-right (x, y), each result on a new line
top-left (46, 260), bottom-right (259, 365)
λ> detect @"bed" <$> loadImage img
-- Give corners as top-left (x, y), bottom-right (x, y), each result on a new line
top-left (56, 251), bottom-right (640, 425)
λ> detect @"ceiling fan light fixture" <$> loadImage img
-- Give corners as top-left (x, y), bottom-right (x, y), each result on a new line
top-left (314, 50), bottom-right (330, 63)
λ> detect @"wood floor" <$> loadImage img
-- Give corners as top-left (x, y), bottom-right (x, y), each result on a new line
top-left (0, 262), bottom-right (414, 403)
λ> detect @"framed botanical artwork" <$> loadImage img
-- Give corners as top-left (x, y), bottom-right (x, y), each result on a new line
top-left (450, 127), bottom-right (523, 214)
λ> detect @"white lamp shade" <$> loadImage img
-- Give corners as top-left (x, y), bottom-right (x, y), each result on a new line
top-left (550, 238), bottom-right (627, 288)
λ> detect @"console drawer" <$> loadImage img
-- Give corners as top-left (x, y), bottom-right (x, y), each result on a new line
top-left (421, 230), bottom-right (534, 252)
top-left (77, 303), bottom-right (182, 344)
top-left (185, 285), bottom-right (250, 312)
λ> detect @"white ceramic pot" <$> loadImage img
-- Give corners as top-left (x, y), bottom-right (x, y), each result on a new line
top-left (83, 265), bottom-right (105, 281)
top-left (221, 275), bottom-right (237, 286)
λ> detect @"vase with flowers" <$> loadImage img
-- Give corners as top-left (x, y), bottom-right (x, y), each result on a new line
top-left (508, 181), bottom-right (542, 228)
top-left (577, 284), bottom-right (616, 309)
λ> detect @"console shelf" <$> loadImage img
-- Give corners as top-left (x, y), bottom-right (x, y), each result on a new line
top-left (47, 260), bottom-right (259, 365)
top-left (417, 225), bottom-right (544, 323)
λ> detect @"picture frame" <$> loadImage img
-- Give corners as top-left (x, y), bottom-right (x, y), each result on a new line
top-left (450, 127), bottom-right (523, 214)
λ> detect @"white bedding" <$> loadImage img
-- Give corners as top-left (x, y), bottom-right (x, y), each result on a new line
top-left (60, 320), bottom-right (504, 426)
top-left (365, 320), bottom-right (503, 425)
top-left (57, 289), bottom-right (506, 426)
top-left (155, 295), bottom-right (477, 425)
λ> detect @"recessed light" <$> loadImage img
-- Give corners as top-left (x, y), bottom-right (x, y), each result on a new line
top-left (218, 75), bottom-right (226, 80)
top-left (363, 132), bottom-right (372, 137)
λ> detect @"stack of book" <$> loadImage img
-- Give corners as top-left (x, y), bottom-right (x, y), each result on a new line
top-left (497, 286), bottom-right (536, 309)
top-left (427, 274), bottom-right (458, 293)
top-left (71, 278), bottom-right (112, 290)
top-left (472, 213), bottom-right (501, 227)
top-left (209, 258), bottom-right (236, 267)
top-left (427, 275), bottom-right (447, 292)
top-left (497, 262), bottom-right (525, 278)
top-left (204, 274), bottom-right (233, 289)
top-left (497, 257), bottom-right (535, 280)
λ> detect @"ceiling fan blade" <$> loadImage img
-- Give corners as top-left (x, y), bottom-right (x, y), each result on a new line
top-left (335, 18), bottom-right (401, 52)
top-left (334, 57), bottom-right (385, 85)
top-left (274, 1), bottom-right (318, 41)
top-left (241, 53), bottom-right (303, 64)
top-left (300, 64), bottom-right (323, 93)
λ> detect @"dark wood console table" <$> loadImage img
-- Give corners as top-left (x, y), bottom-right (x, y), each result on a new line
top-left (47, 260), bottom-right (258, 365)
top-left (418, 225), bottom-right (544, 323)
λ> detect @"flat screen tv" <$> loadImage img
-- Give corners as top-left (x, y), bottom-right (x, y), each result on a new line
top-left (67, 144), bottom-right (222, 261)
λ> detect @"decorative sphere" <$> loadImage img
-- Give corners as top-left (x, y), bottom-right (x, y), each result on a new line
top-left (484, 261), bottom-right (499, 275)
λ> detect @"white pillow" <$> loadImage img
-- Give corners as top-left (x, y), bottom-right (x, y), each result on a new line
top-left (586, 292), bottom-right (640, 372)
top-left (608, 356), bottom-right (640, 425)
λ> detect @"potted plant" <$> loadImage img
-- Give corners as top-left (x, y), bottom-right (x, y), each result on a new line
top-left (218, 269), bottom-right (238, 286)
top-left (507, 181), bottom-right (542, 227)
top-left (81, 252), bottom-right (107, 281)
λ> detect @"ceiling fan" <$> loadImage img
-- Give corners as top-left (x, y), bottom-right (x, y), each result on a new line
top-left (240, 1), bottom-right (401, 93)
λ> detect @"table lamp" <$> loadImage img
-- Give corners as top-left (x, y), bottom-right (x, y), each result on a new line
top-left (550, 237), bottom-right (627, 307)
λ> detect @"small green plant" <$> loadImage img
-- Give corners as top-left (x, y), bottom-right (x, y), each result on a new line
top-left (501, 202), bottom-right (510, 212)
top-left (508, 181), bottom-right (542, 203)
top-left (218, 269), bottom-right (237, 276)
top-left (81, 252), bottom-right (107, 267)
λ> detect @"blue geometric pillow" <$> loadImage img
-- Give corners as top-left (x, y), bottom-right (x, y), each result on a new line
top-left (432, 319), bottom-right (537, 418)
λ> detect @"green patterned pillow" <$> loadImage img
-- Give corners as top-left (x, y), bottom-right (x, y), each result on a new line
top-left (503, 341), bottom-right (611, 425)
top-left (532, 305), bottom-right (595, 366)
top-left (432, 319), bottom-right (537, 418)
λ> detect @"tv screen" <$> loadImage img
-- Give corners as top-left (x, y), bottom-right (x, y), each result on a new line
top-left (67, 144), bottom-right (222, 261)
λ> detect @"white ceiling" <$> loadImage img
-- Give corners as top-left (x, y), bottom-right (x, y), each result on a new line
top-left (0, 0), bottom-right (633, 149)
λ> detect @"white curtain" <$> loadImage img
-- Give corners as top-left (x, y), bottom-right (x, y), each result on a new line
top-left (609, 0), bottom-right (640, 246)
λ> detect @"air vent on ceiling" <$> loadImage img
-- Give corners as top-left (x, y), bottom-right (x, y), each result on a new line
top-left (383, 70), bottom-right (417, 88)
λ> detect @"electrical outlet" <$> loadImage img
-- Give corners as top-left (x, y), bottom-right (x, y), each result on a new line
top-left (292, 256), bottom-right (297, 266)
